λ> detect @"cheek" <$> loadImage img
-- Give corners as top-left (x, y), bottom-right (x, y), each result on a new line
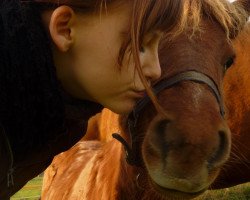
top-left (122, 49), bottom-right (144, 76)
top-left (70, 44), bottom-right (139, 91)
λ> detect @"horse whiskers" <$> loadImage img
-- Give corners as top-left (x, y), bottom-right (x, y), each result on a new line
top-left (229, 150), bottom-right (250, 167)
top-left (231, 138), bottom-right (250, 151)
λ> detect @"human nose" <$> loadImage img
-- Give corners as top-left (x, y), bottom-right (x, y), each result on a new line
top-left (140, 48), bottom-right (161, 83)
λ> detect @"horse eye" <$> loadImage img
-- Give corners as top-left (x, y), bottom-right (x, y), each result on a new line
top-left (224, 57), bottom-right (235, 71)
top-left (139, 46), bottom-right (145, 53)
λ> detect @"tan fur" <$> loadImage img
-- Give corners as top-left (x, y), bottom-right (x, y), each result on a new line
top-left (83, 108), bottom-right (120, 142)
top-left (42, 111), bottom-right (123, 200)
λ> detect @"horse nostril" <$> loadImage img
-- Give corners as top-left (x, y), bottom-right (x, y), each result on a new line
top-left (155, 119), bottom-right (170, 136)
top-left (208, 130), bottom-right (230, 169)
top-left (150, 119), bottom-right (171, 157)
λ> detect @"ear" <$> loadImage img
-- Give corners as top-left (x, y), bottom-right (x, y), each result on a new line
top-left (234, 0), bottom-right (250, 16)
top-left (49, 6), bottom-right (75, 52)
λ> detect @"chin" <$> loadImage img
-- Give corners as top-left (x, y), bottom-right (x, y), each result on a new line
top-left (106, 102), bottom-right (135, 115)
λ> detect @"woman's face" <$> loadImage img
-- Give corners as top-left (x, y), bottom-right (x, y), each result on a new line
top-left (53, 4), bottom-right (162, 114)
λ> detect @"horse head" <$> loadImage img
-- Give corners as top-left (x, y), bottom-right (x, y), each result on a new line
top-left (115, 0), bottom-right (250, 199)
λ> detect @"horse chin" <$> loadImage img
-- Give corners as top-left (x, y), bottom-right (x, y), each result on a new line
top-left (148, 178), bottom-right (207, 199)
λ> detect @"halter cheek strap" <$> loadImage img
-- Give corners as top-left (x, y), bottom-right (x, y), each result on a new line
top-left (113, 70), bottom-right (225, 166)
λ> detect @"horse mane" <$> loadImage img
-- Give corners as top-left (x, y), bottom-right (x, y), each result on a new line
top-left (84, 108), bottom-right (120, 142)
top-left (42, 138), bottom-right (126, 199)
top-left (168, 0), bottom-right (248, 40)
top-left (233, 22), bottom-right (250, 44)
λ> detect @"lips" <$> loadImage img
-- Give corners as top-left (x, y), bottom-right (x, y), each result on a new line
top-left (133, 90), bottom-right (147, 98)
top-left (137, 91), bottom-right (147, 97)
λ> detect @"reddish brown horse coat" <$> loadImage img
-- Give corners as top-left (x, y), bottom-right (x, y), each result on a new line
top-left (213, 23), bottom-right (250, 188)
top-left (41, 3), bottom-right (250, 200)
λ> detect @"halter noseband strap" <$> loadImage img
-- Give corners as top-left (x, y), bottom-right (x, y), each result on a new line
top-left (113, 70), bottom-right (225, 166)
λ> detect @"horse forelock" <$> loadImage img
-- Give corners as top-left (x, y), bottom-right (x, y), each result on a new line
top-left (166, 0), bottom-right (248, 41)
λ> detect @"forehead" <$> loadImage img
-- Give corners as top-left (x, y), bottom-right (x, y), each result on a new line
top-left (158, 18), bottom-right (235, 76)
top-left (71, 2), bottom-right (135, 55)
top-left (203, 19), bottom-right (235, 59)
top-left (75, 2), bottom-right (132, 29)
top-left (164, 18), bottom-right (233, 50)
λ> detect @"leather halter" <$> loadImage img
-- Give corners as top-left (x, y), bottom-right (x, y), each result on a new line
top-left (113, 70), bottom-right (225, 166)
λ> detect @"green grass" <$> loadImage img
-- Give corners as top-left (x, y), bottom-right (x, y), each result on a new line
top-left (10, 176), bottom-right (250, 200)
top-left (11, 177), bottom-right (43, 200)
top-left (197, 183), bottom-right (250, 200)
